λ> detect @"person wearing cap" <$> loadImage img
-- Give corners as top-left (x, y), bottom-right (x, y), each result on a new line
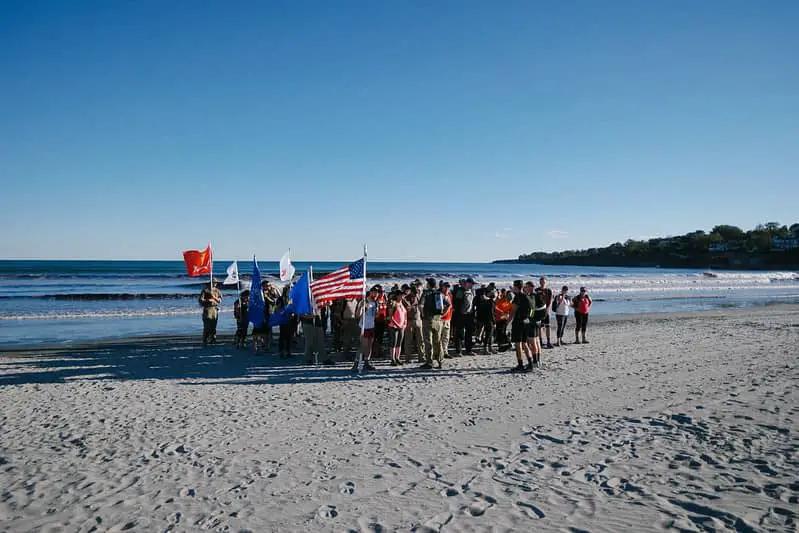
top-left (199, 280), bottom-right (222, 346)
top-left (508, 280), bottom-right (534, 372)
top-left (453, 277), bottom-right (477, 356)
top-left (572, 287), bottom-right (593, 344)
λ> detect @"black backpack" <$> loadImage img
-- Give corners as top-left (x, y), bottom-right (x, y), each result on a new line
top-left (423, 290), bottom-right (443, 316)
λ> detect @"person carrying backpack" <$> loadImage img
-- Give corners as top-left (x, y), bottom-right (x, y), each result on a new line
top-left (421, 278), bottom-right (449, 369)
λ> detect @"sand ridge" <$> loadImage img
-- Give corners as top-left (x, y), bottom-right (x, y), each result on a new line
top-left (1, 306), bottom-right (797, 532)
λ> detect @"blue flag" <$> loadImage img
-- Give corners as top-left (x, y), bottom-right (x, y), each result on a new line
top-left (288, 271), bottom-right (313, 316)
top-left (268, 306), bottom-right (291, 327)
top-left (248, 257), bottom-right (265, 328)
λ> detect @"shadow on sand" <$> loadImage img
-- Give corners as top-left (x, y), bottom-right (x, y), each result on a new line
top-left (0, 334), bottom-right (501, 387)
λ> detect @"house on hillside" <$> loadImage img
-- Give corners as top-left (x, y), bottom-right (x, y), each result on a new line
top-left (772, 237), bottom-right (799, 251)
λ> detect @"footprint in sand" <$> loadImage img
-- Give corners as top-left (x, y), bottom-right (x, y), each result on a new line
top-left (515, 501), bottom-right (546, 519)
top-left (317, 505), bottom-right (338, 520)
top-left (339, 481), bottom-right (356, 495)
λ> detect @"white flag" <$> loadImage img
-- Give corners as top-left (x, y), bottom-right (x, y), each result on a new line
top-left (279, 251), bottom-right (295, 282)
top-left (223, 261), bottom-right (239, 285)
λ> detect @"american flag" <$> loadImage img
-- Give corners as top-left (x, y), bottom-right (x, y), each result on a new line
top-left (310, 258), bottom-right (366, 305)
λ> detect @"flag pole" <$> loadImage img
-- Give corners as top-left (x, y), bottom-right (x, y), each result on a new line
top-left (357, 244), bottom-right (368, 372)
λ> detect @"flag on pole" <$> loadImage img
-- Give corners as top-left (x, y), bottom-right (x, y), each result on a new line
top-left (182, 245), bottom-right (212, 277)
top-left (268, 271), bottom-right (313, 327)
top-left (223, 261), bottom-right (239, 285)
top-left (310, 258), bottom-right (365, 306)
top-left (248, 257), bottom-right (265, 328)
top-left (289, 271), bottom-right (313, 315)
top-left (279, 250), bottom-right (295, 282)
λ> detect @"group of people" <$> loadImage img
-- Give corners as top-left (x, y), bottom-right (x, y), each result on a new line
top-left (199, 276), bottom-right (593, 372)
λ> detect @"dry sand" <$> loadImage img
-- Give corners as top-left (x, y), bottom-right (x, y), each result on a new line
top-left (1, 305), bottom-right (797, 532)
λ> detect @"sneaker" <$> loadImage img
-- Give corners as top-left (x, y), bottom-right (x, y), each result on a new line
top-left (464, 351), bottom-right (475, 356)
top-left (582, 339), bottom-right (589, 344)
top-left (323, 358), bottom-right (336, 366)
top-left (419, 363), bottom-right (433, 370)
top-left (451, 352), bottom-right (462, 358)
top-left (363, 362), bottom-right (376, 371)
top-left (525, 362), bottom-right (533, 372)
top-left (390, 360), bottom-right (398, 366)
top-left (435, 361), bottom-right (443, 369)
top-left (350, 363), bottom-right (359, 372)
top-left (546, 343), bottom-right (553, 349)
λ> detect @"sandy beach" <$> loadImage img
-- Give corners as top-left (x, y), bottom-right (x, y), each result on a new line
top-left (1, 305), bottom-right (797, 532)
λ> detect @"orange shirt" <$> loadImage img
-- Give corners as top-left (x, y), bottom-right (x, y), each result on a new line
top-left (441, 292), bottom-right (453, 321)
top-left (494, 299), bottom-right (513, 322)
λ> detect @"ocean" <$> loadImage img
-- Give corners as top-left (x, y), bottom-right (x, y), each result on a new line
top-left (1, 260), bottom-right (797, 347)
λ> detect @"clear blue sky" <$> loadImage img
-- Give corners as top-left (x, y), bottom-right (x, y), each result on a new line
top-left (1, 0), bottom-right (797, 262)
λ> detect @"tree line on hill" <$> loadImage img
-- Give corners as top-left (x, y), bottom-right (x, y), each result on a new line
top-left (495, 223), bottom-right (799, 270)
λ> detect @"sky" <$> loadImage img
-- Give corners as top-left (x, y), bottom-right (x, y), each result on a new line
top-left (1, 0), bottom-right (797, 262)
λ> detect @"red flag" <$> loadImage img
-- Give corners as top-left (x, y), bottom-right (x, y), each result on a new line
top-left (183, 245), bottom-right (212, 277)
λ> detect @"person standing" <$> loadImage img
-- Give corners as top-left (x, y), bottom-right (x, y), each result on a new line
top-left (454, 277), bottom-right (476, 355)
top-left (535, 277), bottom-right (554, 349)
top-left (277, 284), bottom-right (294, 358)
top-left (508, 280), bottom-right (533, 372)
top-left (525, 281), bottom-right (543, 366)
top-left (199, 280), bottom-right (222, 346)
top-left (301, 306), bottom-right (327, 365)
top-left (572, 286), bottom-right (593, 344)
top-left (233, 289), bottom-right (250, 348)
top-left (439, 282), bottom-right (453, 360)
top-left (330, 298), bottom-right (346, 354)
top-left (494, 291), bottom-right (513, 352)
top-left (421, 278), bottom-right (448, 369)
top-left (403, 284), bottom-right (425, 363)
top-left (552, 286), bottom-right (571, 346)
top-left (387, 291), bottom-right (407, 366)
top-left (372, 285), bottom-right (388, 358)
top-left (340, 298), bottom-right (360, 358)
top-left (477, 289), bottom-right (497, 354)
top-left (355, 287), bottom-right (379, 371)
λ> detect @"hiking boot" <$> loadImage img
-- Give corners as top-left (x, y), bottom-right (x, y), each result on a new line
top-left (525, 362), bottom-right (534, 372)
top-left (435, 361), bottom-right (443, 369)
top-left (350, 363), bottom-right (359, 372)
top-left (546, 343), bottom-right (553, 349)
top-left (363, 362), bottom-right (376, 371)
top-left (510, 364), bottom-right (526, 373)
top-left (419, 363), bottom-right (433, 370)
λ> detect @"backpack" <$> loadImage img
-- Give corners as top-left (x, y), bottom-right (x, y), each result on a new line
top-left (423, 290), bottom-right (443, 316)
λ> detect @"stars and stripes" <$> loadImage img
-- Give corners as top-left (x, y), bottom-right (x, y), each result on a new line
top-left (310, 258), bottom-right (365, 305)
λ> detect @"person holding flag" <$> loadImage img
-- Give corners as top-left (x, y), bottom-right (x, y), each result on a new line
top-left (182, 244), bottom-right (220, 346)
top-left (198, 280), bottom-right (222, 346)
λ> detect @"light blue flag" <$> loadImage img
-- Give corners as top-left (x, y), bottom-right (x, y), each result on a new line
top-left (288, 271), bottom-right (312, 316)
top-left (248, 257), bottom-right (265, 328)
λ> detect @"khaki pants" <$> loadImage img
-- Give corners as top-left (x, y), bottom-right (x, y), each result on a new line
top-left (404, 322), bottom-right (424, 362)
top-left (423, 317), bottom-right (442, 364)
top-left (202, 307), bottom-right (219, 345)
top-left (440, 319), bottom-right (451, 359)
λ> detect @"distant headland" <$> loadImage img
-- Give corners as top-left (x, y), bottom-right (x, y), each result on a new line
top-left (495, 223), bottom-right (799, 270)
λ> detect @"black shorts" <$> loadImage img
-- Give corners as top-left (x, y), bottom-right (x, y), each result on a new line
top-left (533, 310), bottom-right (549, 326)
top-left (526, 322), bottom-right (540, 340)
top-left (511, 321), bottom-right (526, 343)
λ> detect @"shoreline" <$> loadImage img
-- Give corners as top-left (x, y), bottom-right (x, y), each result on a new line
top-left (3, 303), bottom-right (797, 357)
